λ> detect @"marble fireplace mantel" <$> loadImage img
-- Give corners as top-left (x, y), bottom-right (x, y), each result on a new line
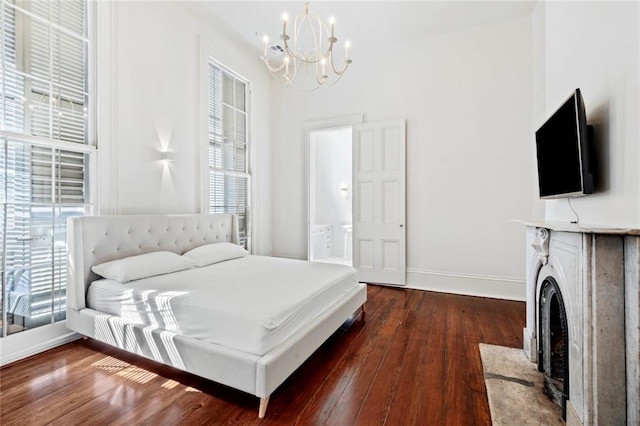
top-left (517, 220), bottom-right (640, 426)
top-left (514, 219), bottom-right (640, 236)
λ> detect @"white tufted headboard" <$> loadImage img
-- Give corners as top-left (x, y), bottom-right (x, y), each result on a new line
top-left (66, 214), bottom-right (239, 311)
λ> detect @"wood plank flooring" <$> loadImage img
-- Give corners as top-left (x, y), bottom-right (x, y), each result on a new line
top-left (0, 286), bottom-right (525, 425)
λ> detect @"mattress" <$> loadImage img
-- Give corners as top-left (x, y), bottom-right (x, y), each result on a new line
top-left (87, 255), bottom-right (358, 356)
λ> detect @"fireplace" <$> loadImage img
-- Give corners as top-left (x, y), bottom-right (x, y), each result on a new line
top-left (517, 221), bottom-right (640, 426)
top-left (538, 277), bottom-right (569, 419)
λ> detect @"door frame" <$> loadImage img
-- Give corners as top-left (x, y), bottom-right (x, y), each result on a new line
top-left (303, 115), bottom-right (363, 260)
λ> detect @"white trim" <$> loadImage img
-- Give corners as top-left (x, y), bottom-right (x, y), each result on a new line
top-left (208, 169), bottom-right (250, 179)
top-left (87, 0), bottom-right (98, 149)
top-left (405, 268), bottom-right (526, 301)
top-left (95, 0), bottom-right (118, 214)
top-left (0, 321), bottom-right (81, 366)
top-left (0, 131), bottom-right (97, 153)
top-left (247, 84), bottom-right (258, 254)
top-left (197, 34), bottom-right (208, 215)
top-left (303, 114), bottom-right (363, 260)
top-left (302, 115), bottom-right (365, 133)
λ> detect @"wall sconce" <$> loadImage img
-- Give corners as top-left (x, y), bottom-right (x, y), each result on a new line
top-left (160, 150), bottom-right (174, 163)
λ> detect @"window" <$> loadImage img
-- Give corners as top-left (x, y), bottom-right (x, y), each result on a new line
top-left (1, 0), bottom-right (93, 337)
top-left (207, 61), bottom-right (250, 248)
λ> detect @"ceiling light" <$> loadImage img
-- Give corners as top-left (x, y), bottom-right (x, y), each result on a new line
top-left (261, 2), bottom-right (352, 91)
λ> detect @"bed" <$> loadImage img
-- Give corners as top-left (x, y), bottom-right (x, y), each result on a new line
top-left (66, 213), bottom-right (366, 417)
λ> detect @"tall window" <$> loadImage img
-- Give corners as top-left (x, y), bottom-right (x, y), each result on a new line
top-left (207, 61), bottom-right (250, 248)
top-left (1, 0), bottom-right (93, 337)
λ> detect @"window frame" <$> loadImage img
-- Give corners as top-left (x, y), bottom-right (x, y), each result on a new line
top-left (0, 0), bottom-right (96, 339)
top-left (203, 57), bottom-right (252, 251)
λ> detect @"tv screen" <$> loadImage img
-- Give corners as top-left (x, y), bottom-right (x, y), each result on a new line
top-left (535, 88), bottom-right (593, 199)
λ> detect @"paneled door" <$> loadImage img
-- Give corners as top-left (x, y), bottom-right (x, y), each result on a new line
top-left (353, 119), bottom-right (406, 285)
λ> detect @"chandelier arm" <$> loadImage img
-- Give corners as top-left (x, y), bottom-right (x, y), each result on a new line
top-left (290, 52), bottom-right (300, 81)
top-left (328, 49), bottom-right (351, 76)
top-left (262, 57), bottom-right (287, 73)
top-left (317, 38), bottom-right (336, 65)
top-left (329, 60), bottom-right (351, 76)
top-left (283, 41), bottom-right (326, 64)
top-left (285, 46), bottom-right (321, 65)
top-left (283, 11), bottom-right (334, 65)
top-left (265, 62), bottom-right (294, 86)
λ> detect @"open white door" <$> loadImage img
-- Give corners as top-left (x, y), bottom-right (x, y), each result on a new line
top-left (353, 119), bottom-right (406, 285)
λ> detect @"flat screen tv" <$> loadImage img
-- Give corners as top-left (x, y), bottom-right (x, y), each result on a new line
top-left (535, 88), bottom-right (594, 199)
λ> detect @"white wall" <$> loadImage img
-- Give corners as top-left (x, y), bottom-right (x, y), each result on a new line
top-left (530, 2), bottom-right (547, 222)
top-left (271, 15), bottom-right (534, 300)
top-left (537, 1), bottom-right (639, 226)
top-left (100, 1), bottom-right (273, 254)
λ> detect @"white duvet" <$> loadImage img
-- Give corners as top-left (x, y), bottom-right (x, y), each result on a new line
top-left (87, 255), bottom-right (359, 356)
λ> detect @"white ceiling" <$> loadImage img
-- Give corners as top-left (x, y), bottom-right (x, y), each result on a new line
top-left (190, 1), bottom-right (537, 54)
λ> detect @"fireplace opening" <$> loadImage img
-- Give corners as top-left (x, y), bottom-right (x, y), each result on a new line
top-left (538, 276), bottom-right (569, 420)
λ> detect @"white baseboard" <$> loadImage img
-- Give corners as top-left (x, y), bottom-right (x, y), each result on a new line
top-left (406, 268), bottom-right (526, 301)
top-left (272, 256), bottom-right (527, 301)
top-left (0, 321), bottom-right (81, 366)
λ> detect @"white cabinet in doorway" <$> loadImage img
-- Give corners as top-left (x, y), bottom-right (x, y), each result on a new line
top-left (312, 224), bottom-right (333, 259)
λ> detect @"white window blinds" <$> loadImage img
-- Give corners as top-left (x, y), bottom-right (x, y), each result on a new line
top-left (1, 0), bottom-right (92, 337)
top-left (208, 62), bottom-right (250, 248)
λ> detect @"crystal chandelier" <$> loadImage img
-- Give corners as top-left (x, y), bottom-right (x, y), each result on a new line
top-left (261, 2), bottom-right (352, 91)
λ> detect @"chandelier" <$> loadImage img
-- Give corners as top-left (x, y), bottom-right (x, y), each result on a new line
top-left (261, 2), bottom-right (352, 91)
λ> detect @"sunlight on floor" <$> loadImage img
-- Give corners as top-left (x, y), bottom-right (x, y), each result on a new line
top-left (91, 356), bottom-right (202, 392)
top-left (161, 379), bottom-right (180, 390)
top-left (92, 356), bottom-right (157, 384)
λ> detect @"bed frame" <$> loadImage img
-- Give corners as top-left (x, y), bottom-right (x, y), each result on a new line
top-left (65, 213), bottom-right (366, 417)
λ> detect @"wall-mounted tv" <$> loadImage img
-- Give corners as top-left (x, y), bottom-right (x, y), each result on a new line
top-left (535, 88), bottom-right (594, 199)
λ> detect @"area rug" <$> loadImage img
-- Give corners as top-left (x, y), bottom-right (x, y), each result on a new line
top-left (479, 343), bottom-right (563, 426)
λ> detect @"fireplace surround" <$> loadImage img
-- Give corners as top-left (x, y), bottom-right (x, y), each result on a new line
top-left (518, 221), bottom-right (640, 425)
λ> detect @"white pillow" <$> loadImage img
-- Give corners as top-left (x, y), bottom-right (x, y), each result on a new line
top-left (92, 251), bottom-right (197, 282)
top-left (183, 242), bottom-right (248, 267)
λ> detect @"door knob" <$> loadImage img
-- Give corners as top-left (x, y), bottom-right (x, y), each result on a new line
top-left (399, 224), bottom-right (404, 228)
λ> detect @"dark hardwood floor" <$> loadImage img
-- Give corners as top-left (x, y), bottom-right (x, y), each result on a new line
top-left (0, 286), bottom-right (525, 425)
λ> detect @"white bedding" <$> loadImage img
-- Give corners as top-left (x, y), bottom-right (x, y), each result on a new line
top-left (87, 255), bottom-right (358, 356)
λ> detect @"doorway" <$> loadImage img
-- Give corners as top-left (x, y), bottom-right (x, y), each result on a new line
top-left (309, 126), bottom-right (353, 266)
